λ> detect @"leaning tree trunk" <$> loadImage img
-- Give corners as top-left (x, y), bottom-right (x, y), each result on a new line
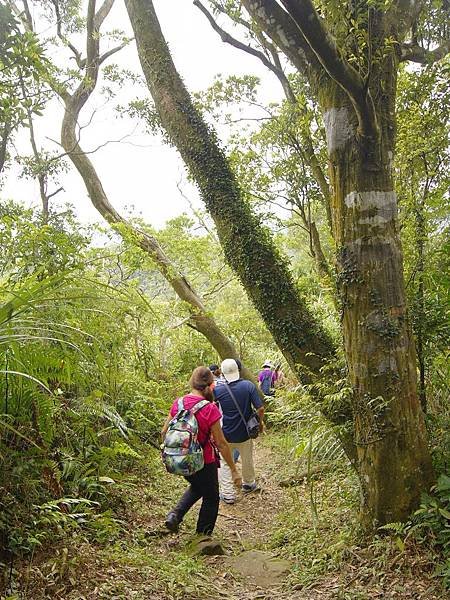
top-left (59, 96), bottom-right (260, 384)
top-left (49, 0), bottom-right (258, 387)
top-left (125, 0), bottom-right (337, 383)
top-left (322, 71), bottom-right (433, 525)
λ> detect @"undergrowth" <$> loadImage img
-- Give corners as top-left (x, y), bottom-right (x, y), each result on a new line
top-left (2, 444), bottom-right (211, 600)
top-left (266, 422), bottom-right (449, 596)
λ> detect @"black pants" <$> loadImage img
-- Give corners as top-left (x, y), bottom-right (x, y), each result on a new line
top-left (172, 462), bottom-right (219, 535)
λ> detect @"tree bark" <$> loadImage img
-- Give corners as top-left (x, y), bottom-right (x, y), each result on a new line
top-left (414, 178), bottom-right (428, 413)
top-left (124, 0), bottom-right (337, 383)
top-left (227, 0), bottom-right (433, 526)
top-left (322, 74), bottom-right (433, 525)
top-left (50, 0), bottom-right (258, 387)
top-left (310, 221), bottom-right (331, 280)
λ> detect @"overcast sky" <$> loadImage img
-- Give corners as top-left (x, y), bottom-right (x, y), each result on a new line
top-left (2, 0), bottom-right (283, 229)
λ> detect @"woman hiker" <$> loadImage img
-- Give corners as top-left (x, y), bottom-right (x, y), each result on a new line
top-left (161, 366), bottom-right (242, 536)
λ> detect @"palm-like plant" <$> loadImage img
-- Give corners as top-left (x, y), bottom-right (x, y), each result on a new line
top-left (0, 269), bottom-right (144, 558)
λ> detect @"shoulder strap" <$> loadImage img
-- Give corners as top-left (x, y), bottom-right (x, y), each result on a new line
top-left (190, 398), bottom-right (209, 414)
top-left (223, 382), bottom-right (249, 435)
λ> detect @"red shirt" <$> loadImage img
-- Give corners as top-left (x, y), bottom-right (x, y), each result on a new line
top-left (170, 394), bottom-right (221, 464)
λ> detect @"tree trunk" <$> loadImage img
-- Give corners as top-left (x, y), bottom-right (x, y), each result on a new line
top-left (0, 121), bottom-right (10, 175)
top-left (60, 97), bottom-right (257, 385)
top-left (124, 0), bottom-right (337, 383)
top-left (310, 221), bottom-right (332, 280)
top-left (414, 190), bottom-right (427, 413)
top-left (322, 76), bottom-right (433, 525)
top-left (211, 0), bottom-right (432, 528)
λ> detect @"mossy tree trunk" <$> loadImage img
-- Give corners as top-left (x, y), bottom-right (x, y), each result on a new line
top-left (242, 0), bottom-right (435, 526)
top-left (125, 0), bottom-right (436, 526)
top-left (125, 0), bottom-right (336, 385)
top-left (322, 80), bottom-right (433, 526)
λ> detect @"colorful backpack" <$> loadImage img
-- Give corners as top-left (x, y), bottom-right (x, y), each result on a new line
top-left (161, 397), bottom-right (209, 476)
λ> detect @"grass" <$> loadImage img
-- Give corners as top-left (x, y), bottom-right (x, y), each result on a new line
top-left (265, 432), bottom-right (360, 588)
top-left (4, 445), bottom-right (213, 600)
top-left (265, 430), bottom-right (447, 598)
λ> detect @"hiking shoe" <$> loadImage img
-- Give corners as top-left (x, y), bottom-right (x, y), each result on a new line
top-left (164, 512), bottom-right (179, 533)
top-left (242, 482), bottom-right (260, 493)
top-left (219, 494), bottom-right (236, 505)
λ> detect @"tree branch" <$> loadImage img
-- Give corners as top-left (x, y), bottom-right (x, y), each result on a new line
top-left (70, 0), bottom-right (125, 113)
top-left (279, 0), bottom-right (378, 139)
top-left (86, 0), bottom-right (98, 75)
top-left (21, 0), bottom-right (33, 29)
top-left (94, 0), bottom-right (115, 28)
top-left (400, 40), bottom-right (450, 63)
top-left (194, 0), bottom-right (294, 94)
top-left (77, 40), bottom-right (131, 68)
top-left (99, 41), bottom-right (130, 65)
top-left (51, 0), bottom-right (83, 68)
top-left (241, 0), bottom-right (323, 85)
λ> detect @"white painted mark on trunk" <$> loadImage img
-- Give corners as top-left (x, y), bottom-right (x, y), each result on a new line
top-left (346, 237), bottom-right (397, 247)
top-left (323, 107), bottom-right (355, 153)
top-left (345, 191), bottom-right (397, 226)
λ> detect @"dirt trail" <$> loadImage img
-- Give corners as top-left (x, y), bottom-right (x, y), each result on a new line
top-left (185, 439), bottom-right (296, 600)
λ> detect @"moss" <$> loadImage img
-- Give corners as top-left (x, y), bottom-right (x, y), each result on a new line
top-left (128, 0), bottom-right (337, 382)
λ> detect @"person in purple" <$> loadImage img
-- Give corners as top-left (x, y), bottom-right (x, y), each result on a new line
top-left (258, 361), bottom-right (277, 396)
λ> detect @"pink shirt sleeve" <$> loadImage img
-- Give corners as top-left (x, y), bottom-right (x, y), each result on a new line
top-left (203, 402), bottom-right (221, 427)
top-left (170, 399), bottom-right (180, 417)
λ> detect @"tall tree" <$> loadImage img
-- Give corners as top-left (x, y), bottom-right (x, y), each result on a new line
top-left (125, 0), bottom-right (336, 383)
top-left (11, 0), bottom-right (258, 384)
top-left (124, 0), bottom-right (442, 525)
top-left (236, 0), bottom-right (446, 525)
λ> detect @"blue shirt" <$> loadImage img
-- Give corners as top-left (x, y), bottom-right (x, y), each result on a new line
top-left (214, 379), bottom-right (263, 443)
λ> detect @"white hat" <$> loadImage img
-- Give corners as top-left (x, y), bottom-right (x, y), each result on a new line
top-left (262, 360), bottom-right (273, 368)
top-left (221, 358), bottom-right (240, 383)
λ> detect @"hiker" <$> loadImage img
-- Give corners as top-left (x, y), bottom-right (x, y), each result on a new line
top-left (208, 363), bottom-right (221, 382)
top-left (274, 363), bottom-right (284, 388)
top-left (161, 366), bottom-right (241, 536)
top-left (214, 358), bottom-right (264, 504)
top-left (208, 363), bottom-right (224, 389)
top-left (258, 361), bottom-right (277, 396)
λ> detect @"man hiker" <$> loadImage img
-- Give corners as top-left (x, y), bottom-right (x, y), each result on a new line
top-left (214, 358), bottom-right (264, 504)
